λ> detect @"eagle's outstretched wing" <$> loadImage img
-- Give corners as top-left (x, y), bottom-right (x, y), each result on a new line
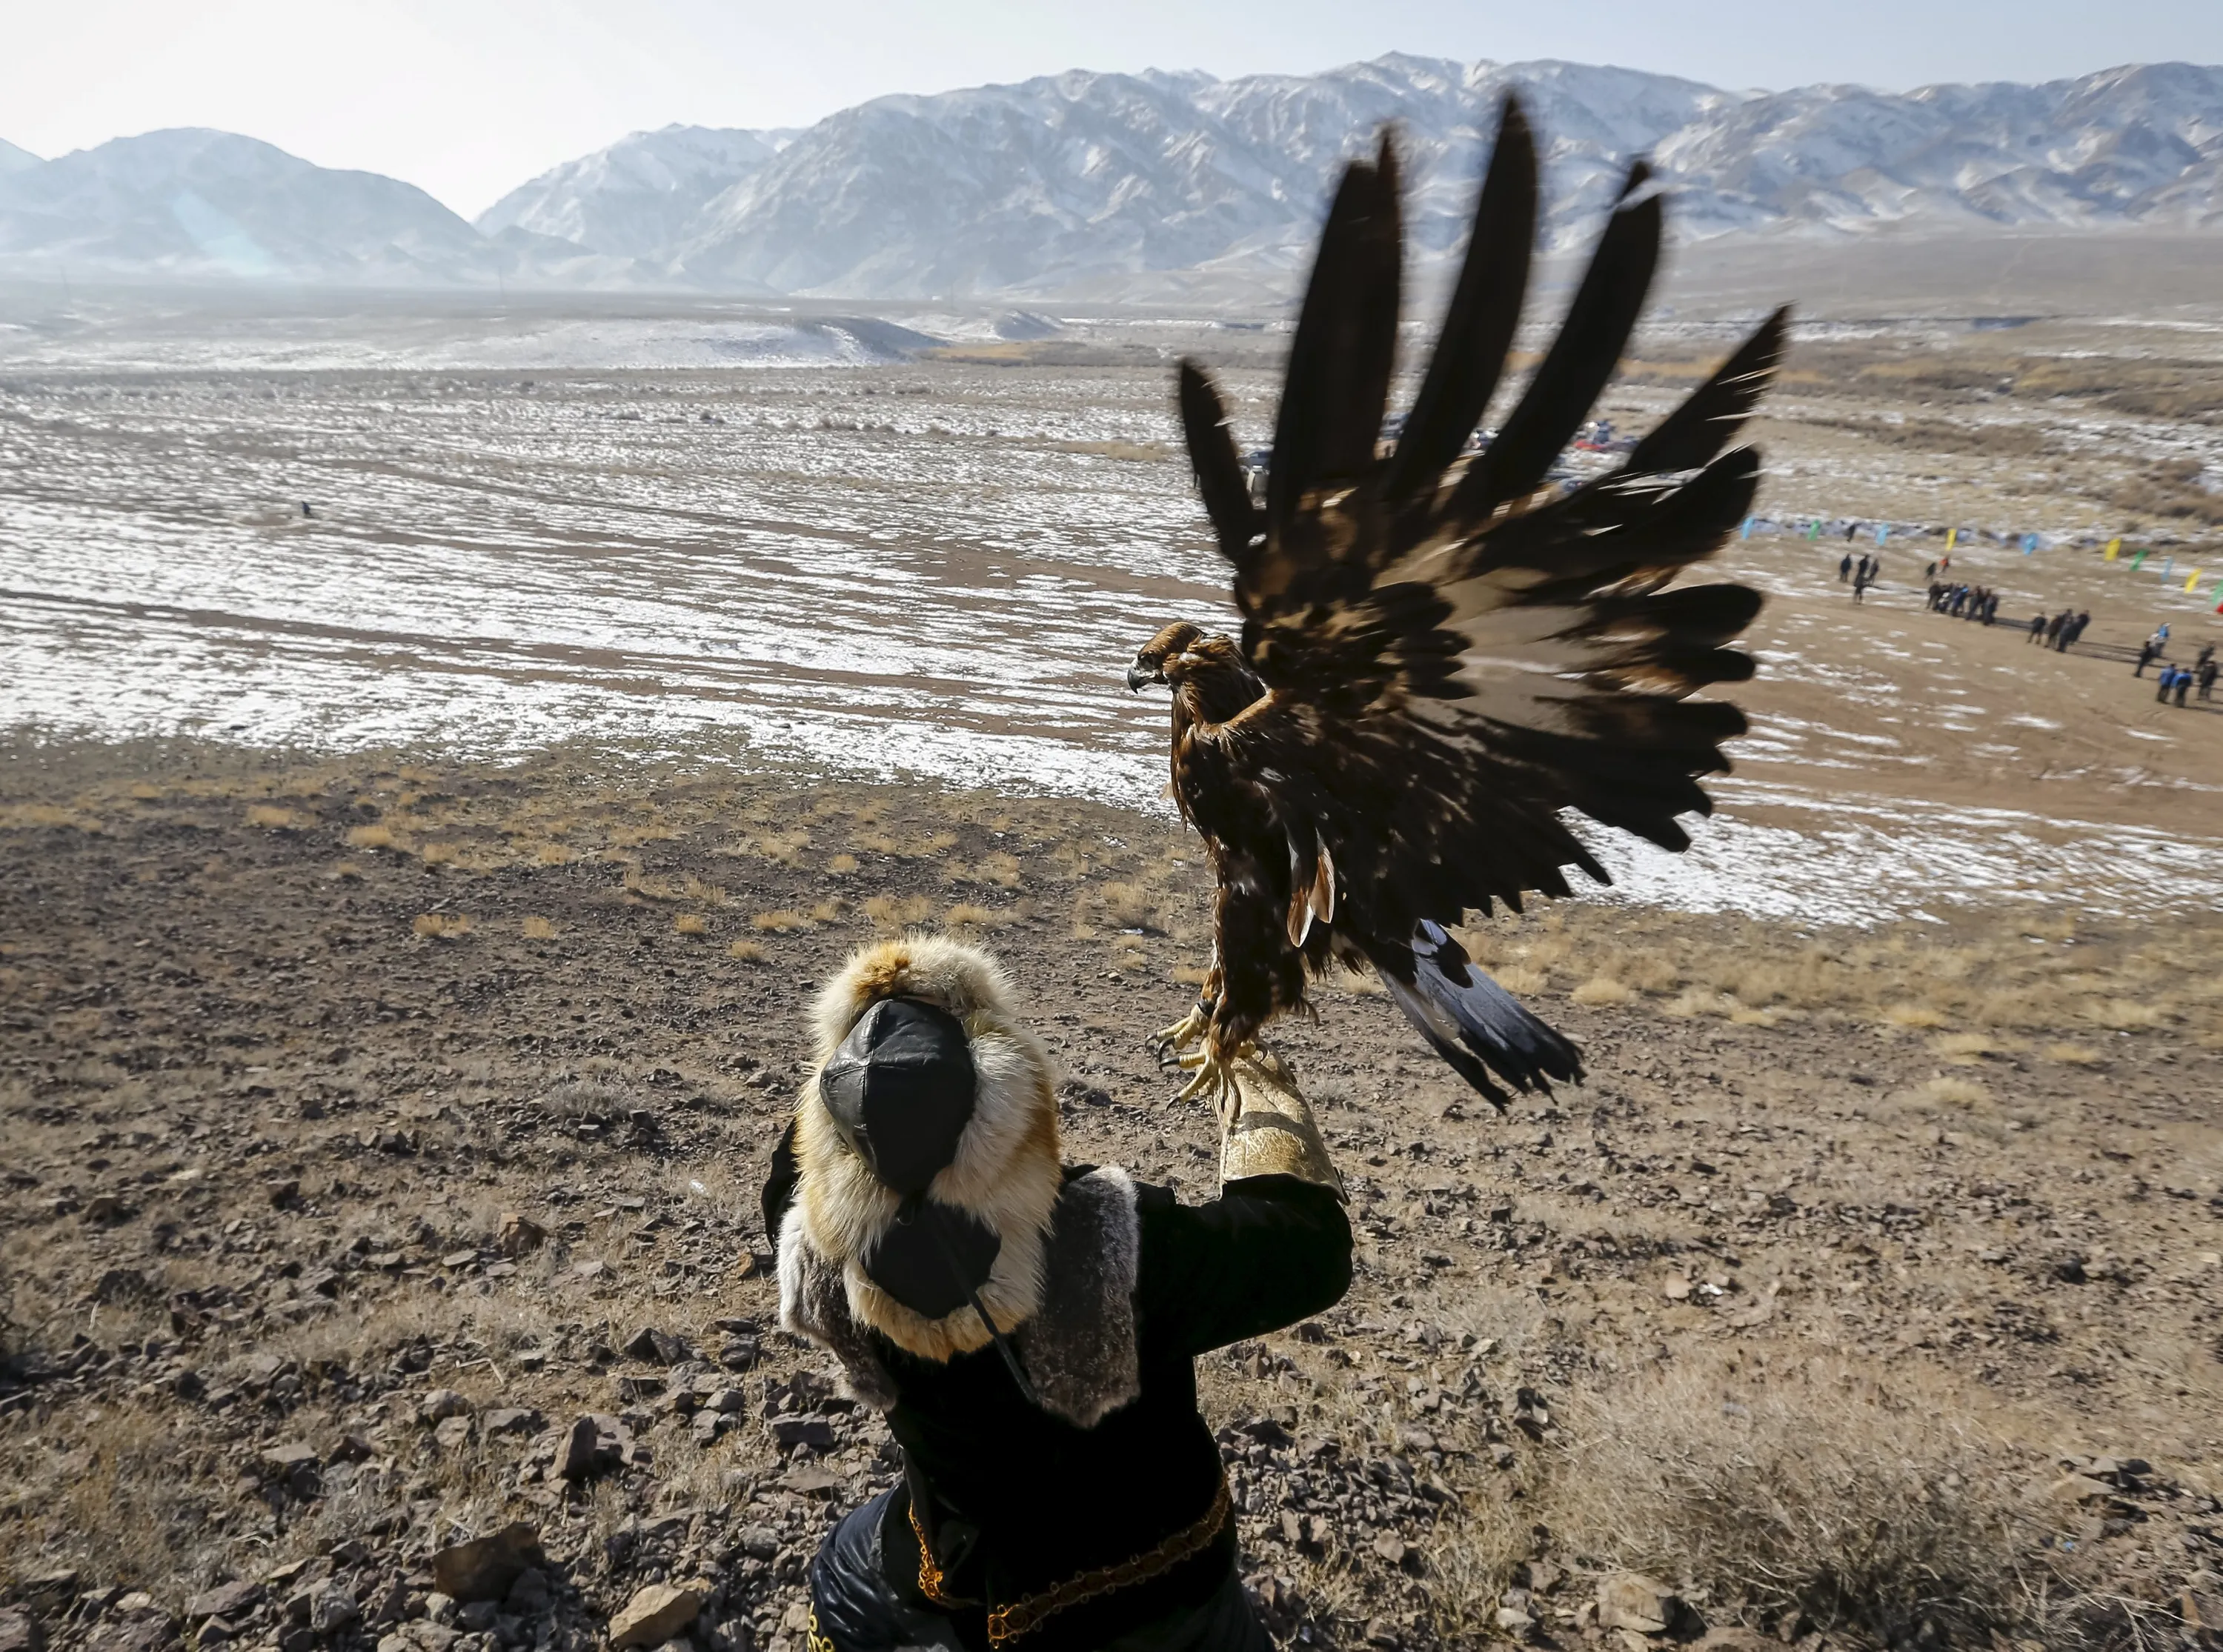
top-left (1168, 98), bottom-right (1783, 1102)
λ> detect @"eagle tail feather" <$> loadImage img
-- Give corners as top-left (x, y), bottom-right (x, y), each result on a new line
top-left (1371, 919), bottom-right (1584, 1107)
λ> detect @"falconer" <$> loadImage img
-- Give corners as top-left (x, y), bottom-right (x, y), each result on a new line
top-left (762, 936), bottom-right (1351, 1652)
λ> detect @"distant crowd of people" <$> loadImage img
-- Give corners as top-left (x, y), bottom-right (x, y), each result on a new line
top-left (1857, 542), bottom-right (2215, 716)
top-left (1926, 579), bottom-right (2002, 624)
top-left (1839, 550), bottom-right (1881, 603)
top-left (2028, 606), bottom-right (2092, 650)
top-left (2139, 633), bottom-right (2216, 706)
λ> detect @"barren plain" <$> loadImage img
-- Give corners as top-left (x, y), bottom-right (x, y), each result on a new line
top-left (3, 267), bottom-right (2222, 1652)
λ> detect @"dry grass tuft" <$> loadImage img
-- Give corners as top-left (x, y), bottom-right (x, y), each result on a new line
top-left (826, 853), bottom-right (859, 875)
top-left (1882, 1002), bottom-right (1952, 1030)
top-left (1930, 1031), bottom-right (2000, 1065)
top-left (411, 913), bottom-right (473, 941)
top-left (1571, 975), bottom-right (1636, 1007)
top-left (419, 841), bottom-right (459, 866)
top-left (1545, 1355), bottom-right (2044, 1647)
top-left (2045, 1042), bottom-right (2104, 1065)
top-left (808, 898), bottom-right (844, 925)
top-left (728, 939), bottom-right (766, 963)
top-left (943, 903), bottom-right (1012, 930)
top-left (674, 913), bottom-right (708, 936)
top-left (750, 909), bottom-right (811, 933)
top-left (2090, 998), bottom-right (2163, 1031)
top-left (1171, 964), bottom-right (1212, 987)
top-left (863, 893), bottom-right (935, 929)
top-left (1918, 1073), bottom-right (1988, 1106)
top-left (344, 822), bottom-right (409, 853)
top-left (0, 802), bottom-right (100, 830)
top-left (533, 842), bottom-right (574, 865)
top-left (1494, 962), bottom-right (1551, 996)
top-left (522, 916), bottom-right (556, 940)
top-left (244, 804), bottom-right (302, 829)
top-left (682, 873), bottom-right (730, 907)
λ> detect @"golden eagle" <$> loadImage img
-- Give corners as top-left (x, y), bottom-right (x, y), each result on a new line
top-left (1128, 97), bottom-right (1785, 1106)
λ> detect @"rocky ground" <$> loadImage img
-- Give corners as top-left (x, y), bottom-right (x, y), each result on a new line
top-left (2, 740), bottom-right (2220, 1652)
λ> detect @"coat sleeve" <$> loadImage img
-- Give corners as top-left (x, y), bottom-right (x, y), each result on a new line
top-left (762, 1116), bottom-right (801, 1250)
top-left (1134, 1174), bottom-right (1353, 1358)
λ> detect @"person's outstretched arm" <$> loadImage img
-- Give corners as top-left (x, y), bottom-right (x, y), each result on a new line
top-left (1137, 1050), bottom-right (1353, 1356)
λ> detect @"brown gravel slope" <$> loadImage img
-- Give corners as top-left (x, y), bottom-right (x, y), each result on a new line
top-left (2, 742), bottom-right (2220, 1652)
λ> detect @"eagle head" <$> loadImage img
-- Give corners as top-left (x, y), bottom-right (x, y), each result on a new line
top-left (1126, 621), bottom-right (1205, 692)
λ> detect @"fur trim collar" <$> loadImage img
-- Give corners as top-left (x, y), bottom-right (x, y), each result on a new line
top-left (782, 1166), bottom-right (1142, 1429)
top-left (794, 936), bottom-right (1063, 1361)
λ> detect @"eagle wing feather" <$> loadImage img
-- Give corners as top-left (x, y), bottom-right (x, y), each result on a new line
top-left (1164, 96), bottom-right (1784, 1103)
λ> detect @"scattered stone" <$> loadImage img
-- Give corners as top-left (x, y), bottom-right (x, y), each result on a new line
top-left (262, 1442), bottom-right (320, 1496)
top-left (431, 1522), bottom-right (546, 1603)
top-left (505, 1571), bottom-right (551, 1616)
top-left (84, 1194), bottom-right (129, 1225)
top-left (1363, 1617), bottom-right (1399, 1648)
top-left (421, 1388), bottom-right (472, 1421)
top-left (782, 1465), bottom-right (844, 1495)
top-left (1371, 1533), bottom-right (1407, 1568)
top-left (1598, 1573), bottom-right (1678, 1635)
top-left (1495, 1605), bottom-right (1536, 1640)
top-left (309, 1588), bottom-right (358, 1635)
top-left (769, 1417), bottom-right (835, 1451)
top-left (0, 1609), bottom-right (43, 1652)
top-left (455, 1602), bottom-right (499, 1634)
top-left (365, 1580), bottom-right (411, 1628)
top-left (609, 1582), bottom-right (707, 1650)
top-left (622, 1327), bottom-right (692, 1365)
top-left (185, 1582), bottom-right (264, 1624)
top-left (433, 1415), bottom-right (473, 1451)
top-left (1663, 1276), bottom-right (1692, 1301)
top-left (2044, 1473), bottom-right (2115, 1505)
top-left (548, 1414), bottom-right (633, 1482)
top-left (736, 1528), bottom-right (782, 1562)
top-left (483, 1407), bottom-right (541, 1436)
top-left (497, 1213), bottom-right (548, 1256)
top-left (268, 1179), bottom-right (301, 1209)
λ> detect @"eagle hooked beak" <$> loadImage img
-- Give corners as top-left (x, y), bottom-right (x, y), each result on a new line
top-left (1126, 661), bottom-right (1161, 693)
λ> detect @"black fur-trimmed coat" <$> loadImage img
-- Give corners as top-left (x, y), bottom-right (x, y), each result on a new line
top-left (765, 1140), bottom-right (1352, 1652)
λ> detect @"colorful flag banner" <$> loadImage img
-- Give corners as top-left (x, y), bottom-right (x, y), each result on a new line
top-left (2021, 533), bottom-right (2039, 554)
top-left (1741, 516), bottom-right (1753, 539)
top-left (2104, 537), bottom-right (2121, 561)
top-left (2131, 550), bottom-right (2148, 570)
top-left (1875, 524), bottom-right (1889, 546)
top-left (2189, 568), bottom-right (2204, 592)
top-left (1945, 527), bottom-right (1958, 550)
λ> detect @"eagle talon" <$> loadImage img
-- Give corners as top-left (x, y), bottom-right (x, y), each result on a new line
top-left (1148, 1003), bottom-right (1210, 1068)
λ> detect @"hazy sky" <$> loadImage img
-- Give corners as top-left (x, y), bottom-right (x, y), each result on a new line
top-left (10, 0), bottom-right (2223, 218)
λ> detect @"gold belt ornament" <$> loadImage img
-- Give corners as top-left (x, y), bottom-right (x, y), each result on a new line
top-left (983, 1472), bottom-right (1232, 1646)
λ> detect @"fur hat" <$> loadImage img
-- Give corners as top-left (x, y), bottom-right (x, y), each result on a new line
top-left (785, 935), bottom-right (1063, 1362)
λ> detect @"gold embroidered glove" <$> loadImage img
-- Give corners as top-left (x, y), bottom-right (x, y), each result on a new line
top-left (1216, 1048), bottom-right (1344, 1199)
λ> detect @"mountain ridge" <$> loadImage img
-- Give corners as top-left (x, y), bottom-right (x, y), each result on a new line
top-left (4, 54), bottom-right (2220, 297)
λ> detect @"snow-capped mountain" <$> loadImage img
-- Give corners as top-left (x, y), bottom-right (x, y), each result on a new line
top-left (4, 56), bottom-right (2219, 296)
top-left (0, 128), bottom-right (496, 284)
top-left (0, 138), bottom-right (40, 176)
top-left (474, 124), bottom-right (791, 259)
top-left (656, 53), bottom-right (2223, 296)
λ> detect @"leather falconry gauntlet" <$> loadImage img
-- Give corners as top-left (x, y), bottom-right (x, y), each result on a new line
top-left (1215, 1049), bottom-right (1344, 1200)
